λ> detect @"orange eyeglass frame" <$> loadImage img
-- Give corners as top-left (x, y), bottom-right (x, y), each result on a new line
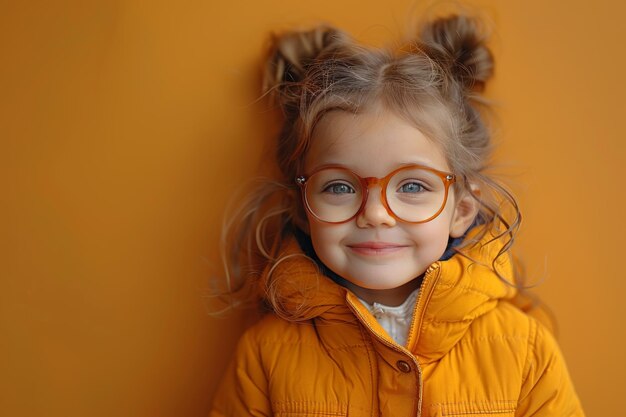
top-left (295, 164), bottom-right (457, 224)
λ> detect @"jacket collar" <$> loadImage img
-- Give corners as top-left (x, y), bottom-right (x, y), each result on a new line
top-left (259, 226), bottom-right (517, 361)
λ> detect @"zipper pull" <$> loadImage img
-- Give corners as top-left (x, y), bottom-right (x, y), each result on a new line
top-left (372, 304), bottom-right (385, 319)
top-left (425, 262), bottom-right (440, 275)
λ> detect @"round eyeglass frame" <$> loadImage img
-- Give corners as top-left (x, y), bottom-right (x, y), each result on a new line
top-left (295, 164), bottom-right (457, 224)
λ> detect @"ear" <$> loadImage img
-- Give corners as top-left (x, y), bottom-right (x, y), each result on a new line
top-left (449, 185), bottom-right (480, 238)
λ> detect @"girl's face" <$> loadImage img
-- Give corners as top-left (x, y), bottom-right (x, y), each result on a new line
top-left (302, 105), bottom-right (477, 304)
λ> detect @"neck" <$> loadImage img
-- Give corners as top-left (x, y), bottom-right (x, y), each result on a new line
top-left (343, 275), bottom-right (423, 306)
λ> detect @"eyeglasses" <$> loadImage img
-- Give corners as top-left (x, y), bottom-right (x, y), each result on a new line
top-left (295, 165), bottom-right (456, 224)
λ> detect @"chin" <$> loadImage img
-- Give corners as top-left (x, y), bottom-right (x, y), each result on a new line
top-left (347, 272), bottom-right (419, 291)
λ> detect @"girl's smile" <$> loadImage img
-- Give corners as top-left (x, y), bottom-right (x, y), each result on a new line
top-left (346, 241), bottom-right (410, 256)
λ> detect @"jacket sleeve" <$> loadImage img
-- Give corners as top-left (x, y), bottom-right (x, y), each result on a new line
top-left (515, 319), bottom-right (585, 416)
top-left (209, 328), bottom-right (272, 417)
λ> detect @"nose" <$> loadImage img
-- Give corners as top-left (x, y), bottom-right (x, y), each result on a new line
top-left (355, 186), bottom-right (397, 228)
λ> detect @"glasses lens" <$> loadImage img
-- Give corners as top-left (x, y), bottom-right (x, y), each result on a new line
top-left (305, 168), bottom-right (363, 222)
top-left (386, 167), bottom-right (447, 222)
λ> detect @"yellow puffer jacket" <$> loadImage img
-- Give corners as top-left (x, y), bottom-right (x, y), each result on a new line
top-left (210, 229), bottom-right (584, 416)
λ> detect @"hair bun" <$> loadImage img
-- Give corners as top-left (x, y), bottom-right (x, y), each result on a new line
top-left (420, 14), bottom-right (493, 91)
top-left (263, 26), bottom-right (348, 104)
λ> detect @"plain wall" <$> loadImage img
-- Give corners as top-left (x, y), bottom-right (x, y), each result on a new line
top-left (1, 0), bottom-right (624, 415)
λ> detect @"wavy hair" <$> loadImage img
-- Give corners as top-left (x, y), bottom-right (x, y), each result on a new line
top-left (214, 14), bottom-right (523, 315)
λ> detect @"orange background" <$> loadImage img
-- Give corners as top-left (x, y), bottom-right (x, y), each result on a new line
top-left (1, 1), bottom-right (624, 416)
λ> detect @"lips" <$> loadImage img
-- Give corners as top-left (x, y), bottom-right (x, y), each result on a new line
top-left (347, 241), bottom-right (409, 255)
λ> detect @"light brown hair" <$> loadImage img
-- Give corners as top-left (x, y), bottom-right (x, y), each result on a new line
top-left (216, 14), bottom-right (522, 314)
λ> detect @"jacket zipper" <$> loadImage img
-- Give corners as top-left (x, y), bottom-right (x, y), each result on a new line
top-left (347, 262), bottom-right (442, 417)
top-left (408, 263), bottom-right (441, 352)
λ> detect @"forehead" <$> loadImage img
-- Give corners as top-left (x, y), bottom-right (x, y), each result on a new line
top-left (304, 106), bottom-right (450, 175)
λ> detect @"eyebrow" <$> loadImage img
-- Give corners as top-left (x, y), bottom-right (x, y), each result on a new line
top-left (306, 160), bottom-right (442, 175)
top-left (397, 160), bottom-right (437, 169)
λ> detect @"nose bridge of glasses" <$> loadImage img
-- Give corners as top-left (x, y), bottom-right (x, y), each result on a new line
top-left (360, 176), bottom-right (394, 216)
top-left (361, 176), bottom-right (386, 202)
top-left (362, 176), bottom-right (385, 189)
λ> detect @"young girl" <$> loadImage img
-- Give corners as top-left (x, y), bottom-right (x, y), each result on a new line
top-left (210, 14), bottom-right (584, 417)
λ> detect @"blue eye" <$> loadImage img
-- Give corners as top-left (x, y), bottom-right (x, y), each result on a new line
top-left (399, 182), bottom-right (425, 193)
top-left (324, 183), bottom-right (355, 194)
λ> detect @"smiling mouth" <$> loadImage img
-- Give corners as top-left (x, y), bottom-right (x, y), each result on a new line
top-left (347, 242), bottom-right (409, 255)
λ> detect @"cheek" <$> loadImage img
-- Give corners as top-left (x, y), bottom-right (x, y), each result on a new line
top-left (307, 219), bottom-right (353, 268)
top-left (308, 219), bottom-right (346, 247)
top-left (405, 215), bottom-right (454, 252)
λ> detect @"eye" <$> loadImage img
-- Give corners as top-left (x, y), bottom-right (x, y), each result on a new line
top-left (398, 182), bottom-right (426, 193)
top-left (323, 182), bottom-right (356, 194)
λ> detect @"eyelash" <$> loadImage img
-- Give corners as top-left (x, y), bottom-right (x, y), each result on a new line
top-left (323, 182), bottom-right (356, 194)
top-left (397, 181), bottom-right (428, 193)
